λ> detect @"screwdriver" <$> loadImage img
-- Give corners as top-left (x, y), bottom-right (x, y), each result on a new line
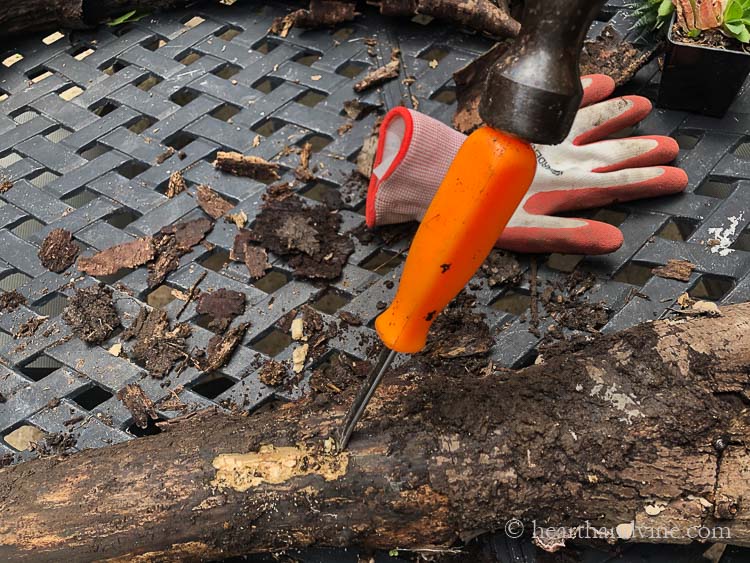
top-left (338, 127), bottom-right (537, 449)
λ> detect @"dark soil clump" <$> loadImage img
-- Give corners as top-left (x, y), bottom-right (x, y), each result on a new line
top-left (258, 359), bottom-right (289, 386)
top-left (38, 229), bottom-right (79, 273)
top-left (62, 285), bottom-right (121, 344)
top-left (249, 191), bottom-right (354, 280)
top-left (0, 290), bottom-right (26, 312)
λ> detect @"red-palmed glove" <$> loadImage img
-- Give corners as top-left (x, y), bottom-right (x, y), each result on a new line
top-left (366, 74), bottom-right (688, 254)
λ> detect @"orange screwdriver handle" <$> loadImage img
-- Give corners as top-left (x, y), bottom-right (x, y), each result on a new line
top-left (375, 126), bottom-right (537, 354)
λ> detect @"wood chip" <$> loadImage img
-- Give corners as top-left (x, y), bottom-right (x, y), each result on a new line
top-left (294, 142), bottom-right (315, 182)
top-left (270, 0), bottom-right (357, 38)
top-left (354, 49), bottom-right (401, 92)
top-left (292, 343), bottom-right (309, 373)
top-left (203, 323), bottom-right (250, 372)
top-left (196, 184), bottom-right (234, 219)
top-left (108, 343), bottom-right (123, 356)
top-left (0, 179), bottom-right (12, 193)
top-left (652, 259), bottom-right (696, 282)
top-left (291, 318), bottom-right (305, 341)
top-left (252, 134), bottom-right (261, 148)
top-left (78, 237), bottom-right (155, 276)
top-left (117, 384), bottom-right (158, 429)
top-left (213, 151), bottom-right (281, 182)
top-left (225, 210), bottom-right (247, 229)
top-left (166, 170), bottom-right (187, 198)
top-left (691, 301), bottom-right (722, 317)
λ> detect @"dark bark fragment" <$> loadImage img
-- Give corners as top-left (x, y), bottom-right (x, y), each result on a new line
top-left (196, 288), bottom-right (246, 332)
top-left (652, 259), bottom-right (696, 282)
top-left (122, 308), bottom-right (191, 378)
top-left (270, 0), bottom-right (357, 38)
top-left (166, 170), bottom-right (187, 199)
top-left (203, 322), bottom-right (250, 372)
top-left (354, 49), bottom-right (401, 93)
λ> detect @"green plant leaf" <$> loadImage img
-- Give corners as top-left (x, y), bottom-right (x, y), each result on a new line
top-left (658, 0), bottom-right (675, 17)
top-left (107, 10), bottom-right (148, 26)
top-left (687, 28), bottom-right (701, 37)
top-left (388, 549), bottom-right (399, 557)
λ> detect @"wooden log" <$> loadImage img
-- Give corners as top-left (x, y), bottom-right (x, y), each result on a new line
top-left (0, 303), bottom-right (749, 561)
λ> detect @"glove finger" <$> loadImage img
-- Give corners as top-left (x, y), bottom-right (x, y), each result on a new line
top-left (367, 107), bottom-right (465, 227)
top-left (569, 96), bottom-right (653, 146)
top-left (580, 74), bottom-right (616, 107)
top-left (526, 166), bottom-right (688, 216)
top-left (497, 217), bottom-right (624, 255)
top-left (554, 135), bottom-right (679, 173)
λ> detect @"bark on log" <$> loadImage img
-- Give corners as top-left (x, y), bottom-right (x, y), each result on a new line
top-left (1, 304), bottom-right (750, 561)
top-left (0, 0), bottom-right (184, 38)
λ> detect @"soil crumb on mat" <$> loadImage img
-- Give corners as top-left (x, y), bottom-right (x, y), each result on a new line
top-left (247, 187), bottom-right (353, 280)
top-left (0, 290), bottom-right (26, 312)
top-left (39, 228), bottom-right (79, 273)
top-left (259, 359), bottom-right (289, 386)
top-left (62, 285), bottom-right (121, 344)
top-left (123, 308), bottom-right (191, 378)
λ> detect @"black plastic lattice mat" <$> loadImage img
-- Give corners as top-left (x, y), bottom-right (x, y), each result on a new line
top-left (0, 1), bottom-right (749, 561)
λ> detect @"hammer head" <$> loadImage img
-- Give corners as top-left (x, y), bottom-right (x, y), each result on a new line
top-left (479, 0), bottom-right (607, 145)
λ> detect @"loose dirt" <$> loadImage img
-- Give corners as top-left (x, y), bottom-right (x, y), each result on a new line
top-left (62, 285), bottom-right (121, 344)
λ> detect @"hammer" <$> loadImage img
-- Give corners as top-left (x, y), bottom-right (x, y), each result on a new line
top-left (339, 0), bottom-right (608, 449)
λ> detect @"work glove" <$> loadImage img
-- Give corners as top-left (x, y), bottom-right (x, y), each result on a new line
top-left (366, 74), bottom-right (688, 254)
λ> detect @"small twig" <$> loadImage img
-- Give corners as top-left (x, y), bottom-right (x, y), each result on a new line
top-left (176, 271), bottom-right (207, 320)
top-left (529, 256), bottom-right (540, 336)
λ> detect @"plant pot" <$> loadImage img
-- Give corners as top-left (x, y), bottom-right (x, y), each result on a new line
top-left (657, 14), bottom-right (750, 117)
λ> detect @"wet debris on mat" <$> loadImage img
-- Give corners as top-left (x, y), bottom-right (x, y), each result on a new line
top-left (202, 322), bottom-right (250, 372)
top-left (196, 288), bottom-right (246, 331)
top-left (123, 307), bottom-right (191, 378)
top-left (78, 237), bottom-right (155, 277)
top-left (0, 290), bottom-right (27, 312)
top-left (38, 228), bottom-right (79, 273)
top-left (243, 186), bottom-right (354, 280)
top-left (478, 250), bottom-right (523, 289)
top-left (354, 49), bottom-right (401, 93)
top-left (62, 285), bottom-right (121, 344)
top-left (166, 170), bottom-right (187, 198)
top-left (270, 0), bottom-right (357, 38)
top-left (117, 383), bottom-right (158, 429)
top-left (652, 259), bottom-right (696, 282)
top-left (214, 151), bottom-right (280, 183)
top-left (259, 359), bottom-right (289, 386)
top-left (15, 316), bottom-right (47, 339)
top-left (196, 184), bottom-right (234, 219)
top-left (538, 271), bottom-right (610, 336)
top-left (421, 292), bottom-right (494, 363)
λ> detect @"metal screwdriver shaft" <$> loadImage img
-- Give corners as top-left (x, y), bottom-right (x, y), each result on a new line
top-left (338, 347), bottom-right (397, 450)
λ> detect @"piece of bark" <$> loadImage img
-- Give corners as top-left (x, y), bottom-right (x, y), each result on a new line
top-left (196, 288), bottom-right (246, 331)
top-left (38, 229), bottom-right (79, 273)
top-left (77, 237), bottom-right (155, 277)
top-left (166, 170), bottom-right (187, 198)
top-left (652, 259), bottom-right (696, 282)
top-left (147, 218), bottom-right (213, 287)
top-left (0, 180), bottom-right (12, 193)
top-left (122, 307), bottom-right (191, 378)
top-left (196, 185), bottom-right (234, 219)
top-left (356, 116), bottom-right (383, 178)
top-left (242, 245), bottom-right (270, 279)
top-left (2, 303), bottom-right (750, 561)
top-left (203, 322), bottom-right (249, 372)
top-left (155, 147), bottom-right (175, 165)
top-left (116, 383), bottom-right (157, 429)
top-left (354, 49), bottom-right (401, 93)
top-left (62, 285), bottom-right (121, 344)
top-left (214, 152), bottom-right (280, 183)
top-left (0, 290), bottom-right (26, 312)
top-left (579, 23), bottom-right (659, 87)
top-left (270, 0), bottom-right (357, 38)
